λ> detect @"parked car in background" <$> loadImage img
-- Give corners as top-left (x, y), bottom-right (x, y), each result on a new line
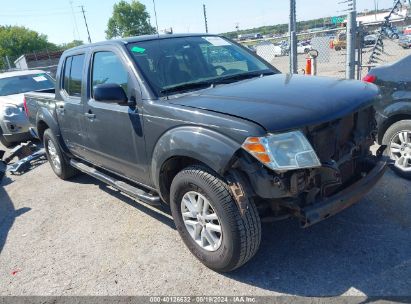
top-left (333, 32), bottom-right (347, 51)
top-left (398, 35), bottom-right (411, 49)
top-left (403, 25), bottom-right (411, 35)
top-left (297, 41), bottom-right (312, 54)
top-left (26, 34), bottom-right (385, 272)
top-left (363, 34), bottom-right (378, 47)
top-left (363, 55), bottom-right (411, 179)
top-left (383, 25), bottom-right (400, 39)
top-left (0, 70), bottom-right (54, 147)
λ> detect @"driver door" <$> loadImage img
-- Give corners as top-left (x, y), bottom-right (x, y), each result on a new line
top-left (82, 48), bottom-right (149, 184)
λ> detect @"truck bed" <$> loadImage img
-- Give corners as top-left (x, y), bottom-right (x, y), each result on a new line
top-left (25, 89), bottom-right (56, 129)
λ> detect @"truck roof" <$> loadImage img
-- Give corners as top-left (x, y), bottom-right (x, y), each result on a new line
top-left (65, 33), bottom-right (217, 52)
top-left (0, 69), bottom-right (47, 79)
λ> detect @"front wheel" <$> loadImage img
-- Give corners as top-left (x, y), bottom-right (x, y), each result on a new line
top-left (43, 129), bottom-right (77, 180)
top-left (170, 166), bottom-right (261, 272)
top-left (382, 120), bottom-right (411, 180)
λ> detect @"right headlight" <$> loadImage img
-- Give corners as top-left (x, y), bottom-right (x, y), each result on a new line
top-left (2, 105), bottom-right (20, 117)
top-left (242, 131), bottom-right (321, 171)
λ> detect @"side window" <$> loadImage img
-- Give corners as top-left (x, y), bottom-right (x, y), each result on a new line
top-left (92, 51), bottom-right (128, 96)
top-left (62, 54), bottom-right (85, 97)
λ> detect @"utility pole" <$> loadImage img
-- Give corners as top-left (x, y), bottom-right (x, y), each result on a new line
top-left (289, 0), bottom-right (297, 74)
top-left (80, 5), bottom-right (92, 43)
top-left (346, 0), bottom-right (357, 79)
top-left (203, 4), bottom-right (209, 33)
top-left (152, 0), bottom-right (159, 34)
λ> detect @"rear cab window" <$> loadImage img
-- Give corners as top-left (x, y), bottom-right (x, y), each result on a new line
top-left (62, 54), bottom-right (86, 97)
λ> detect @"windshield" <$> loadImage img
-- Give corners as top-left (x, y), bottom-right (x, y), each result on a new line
top-left (0, 73), bottom-right (54, 96)
top-left (127, 36), bottom-right (276, 96)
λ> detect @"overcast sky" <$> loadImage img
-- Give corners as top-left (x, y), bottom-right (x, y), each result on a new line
top-left (0, 0), bottom-right (398, 44)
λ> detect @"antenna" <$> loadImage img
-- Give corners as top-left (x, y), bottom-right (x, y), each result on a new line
top-left (152, 0), bottom-right (160, 36)
top-left (203, 4), bottom-right (209, 33)
top-left (79, 5), bottom-right (92, 43)
top-left (69, 0), bottom-right (81, 40)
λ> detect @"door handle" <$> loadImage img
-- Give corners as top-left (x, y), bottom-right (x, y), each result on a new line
top-left (85, 112), bottom-right (96, 119)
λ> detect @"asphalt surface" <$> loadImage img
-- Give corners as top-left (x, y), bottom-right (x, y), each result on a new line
top-left (0, 143), bottom-right (410, 297)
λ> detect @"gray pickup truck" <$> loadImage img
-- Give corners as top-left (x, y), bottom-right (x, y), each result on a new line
top-left (26, 34), bottom-right (386, 272)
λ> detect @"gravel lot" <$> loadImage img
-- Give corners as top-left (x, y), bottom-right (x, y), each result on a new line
top-left (1, 142), bottom-right (411, 297)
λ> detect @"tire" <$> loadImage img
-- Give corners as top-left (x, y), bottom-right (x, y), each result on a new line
top-left (170, 165), bottom-right (261, 272)
top-left (43, 129), bottom-right (77, 180)
top-left (382, 120), bottom-right (411, 180)
top-left (335, 46), bottom-right (341, 51)
top-left (0, 129), bottom-right (13, 148)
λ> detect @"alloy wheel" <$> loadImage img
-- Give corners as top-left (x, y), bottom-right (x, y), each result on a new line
top-left (47, 140), bottom-right (62, 171)
top-left (180, 191), bottom-right (223, 252)
top-left (390, 130), bottom-right (411, 171)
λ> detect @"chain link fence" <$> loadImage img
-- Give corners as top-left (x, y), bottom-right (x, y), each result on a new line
top-left (240, 28), bottom-right (347, 78)
top-left (359, 25), bottom-right (411, 79)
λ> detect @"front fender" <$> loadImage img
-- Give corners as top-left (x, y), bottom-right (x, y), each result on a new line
top-left (151, 126), bottom-right (241, 190)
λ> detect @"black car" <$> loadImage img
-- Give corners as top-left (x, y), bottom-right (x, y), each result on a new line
top-left (363, 55), bottom-right (411, 179)
top-left (25, 34), bottom-right (385, 272)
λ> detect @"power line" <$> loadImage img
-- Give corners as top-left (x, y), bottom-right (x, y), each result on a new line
top-left (79, 5), bottom-right (92, 43)
top-left (0, 11), bottom-right (81, 17)
top-left (69, 0), bottom-right (81, 41)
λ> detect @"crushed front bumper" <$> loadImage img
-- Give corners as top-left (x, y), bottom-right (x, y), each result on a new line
top-left (299, 159), bottom-right (387, 228)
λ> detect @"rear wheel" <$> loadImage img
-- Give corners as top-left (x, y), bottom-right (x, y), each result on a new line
top-left (170, 165), bottom-right (261, 272)
top-left (43, 129), bottom-right (77, 180)
top-left (382, 120), bottom-right (411, 180)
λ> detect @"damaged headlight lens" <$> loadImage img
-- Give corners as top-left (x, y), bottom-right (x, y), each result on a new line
top-left (2, 106), bottom-right (20, 116)
top-left (242, 131), bottom-right (321, 171)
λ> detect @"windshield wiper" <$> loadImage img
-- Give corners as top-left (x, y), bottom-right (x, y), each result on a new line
top-left (213, 70), bottom-right (275, 85)
top-left (160, 81), bottom-right (213, 95)
top-left (160, 71), bottom-right (275, 96)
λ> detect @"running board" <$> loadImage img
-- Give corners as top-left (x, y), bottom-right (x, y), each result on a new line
top-left (70, 159), bottom-right (161, 205)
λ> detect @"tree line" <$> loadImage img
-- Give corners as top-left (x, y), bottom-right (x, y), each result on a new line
top-left (221, 16), bottom-right (345, 39)
top-left (0, 0), bottom-right (155, 70)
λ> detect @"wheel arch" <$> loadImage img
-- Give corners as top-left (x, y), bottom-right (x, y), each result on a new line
top-left (151, 126), bottom-right (242, 203)
top-left (36, 107), bottom-right (60, 142)
top-left (378, 112), bottom-right (411, 144)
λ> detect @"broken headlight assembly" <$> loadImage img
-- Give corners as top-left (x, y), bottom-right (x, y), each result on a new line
top-left (242, 131), bottom-right (321, 171)
top-left (2, 105), bottom-right (20, 117)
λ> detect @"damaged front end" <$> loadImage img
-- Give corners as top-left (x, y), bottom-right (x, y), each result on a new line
top-left (231, 106), bottom-right (387, 227)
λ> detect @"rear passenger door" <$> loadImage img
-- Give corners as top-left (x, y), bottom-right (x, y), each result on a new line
top-left (57, 53), bottom-right (88, 158)
top-left (82, 48), bottom-right (149, 184)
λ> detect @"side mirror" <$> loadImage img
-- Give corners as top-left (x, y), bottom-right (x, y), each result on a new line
top-left (93, 83), bottom-right (128, 105)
